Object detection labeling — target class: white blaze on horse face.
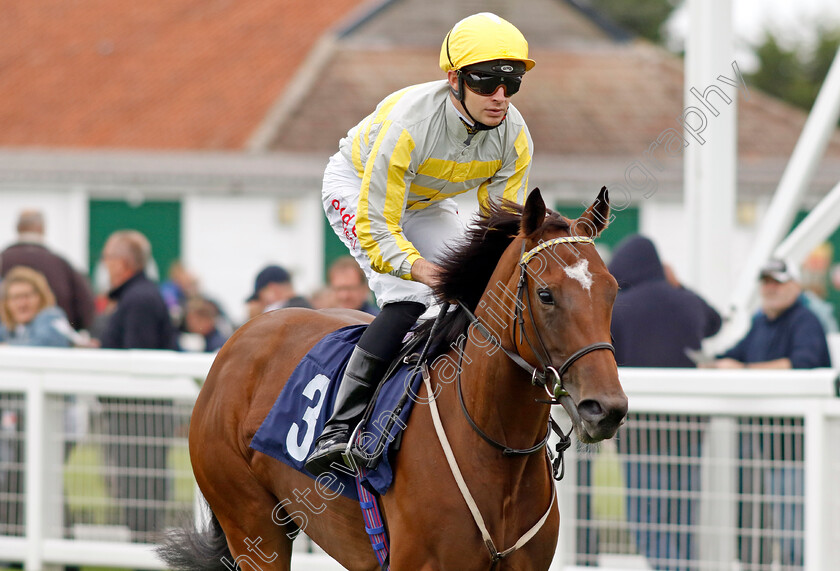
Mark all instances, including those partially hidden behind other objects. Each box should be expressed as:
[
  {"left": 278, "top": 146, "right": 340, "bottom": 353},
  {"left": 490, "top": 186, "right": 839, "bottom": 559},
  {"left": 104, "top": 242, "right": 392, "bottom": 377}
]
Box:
[{"left": 564, "top": 259, "right": 593, "bottom": 292}]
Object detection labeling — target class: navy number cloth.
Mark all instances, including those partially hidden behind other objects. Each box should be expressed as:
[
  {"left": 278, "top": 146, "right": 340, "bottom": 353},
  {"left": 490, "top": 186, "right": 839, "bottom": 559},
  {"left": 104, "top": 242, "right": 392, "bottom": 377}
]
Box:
[{"left": 249, "top": 325, "right": 424, "bottom": 500}]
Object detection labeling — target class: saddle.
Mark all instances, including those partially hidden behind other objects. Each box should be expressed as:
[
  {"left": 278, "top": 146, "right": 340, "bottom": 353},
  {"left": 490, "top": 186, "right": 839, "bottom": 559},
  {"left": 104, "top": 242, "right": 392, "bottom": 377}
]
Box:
[{"left": 249, "top": 321, "right": 435, "bottom": 500}]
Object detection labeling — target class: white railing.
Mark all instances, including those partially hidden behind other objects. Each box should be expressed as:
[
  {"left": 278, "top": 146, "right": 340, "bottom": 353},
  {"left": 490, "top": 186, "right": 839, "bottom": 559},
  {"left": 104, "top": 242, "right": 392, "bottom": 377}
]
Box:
[
  {"left": 0, "top": 346, "right": 211, "bottom": 570},
  {"left": 0, "top": 347, "right": 837, "bottom": 570},
  {"left": 554, "top": 367, "right": 840, "bottom": 571}
]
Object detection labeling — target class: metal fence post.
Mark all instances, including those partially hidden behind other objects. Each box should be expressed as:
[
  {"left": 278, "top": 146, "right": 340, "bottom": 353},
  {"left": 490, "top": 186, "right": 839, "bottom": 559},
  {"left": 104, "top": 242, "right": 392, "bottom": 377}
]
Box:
[
  {"left": 698, "top": 417, "right": 737, "bottom": 566},
  {"left": 25, "top": 380, "right": 44, "bottom": 571},
  {"left": 805, "top": 408, "right": 828, "bottom": 570}
]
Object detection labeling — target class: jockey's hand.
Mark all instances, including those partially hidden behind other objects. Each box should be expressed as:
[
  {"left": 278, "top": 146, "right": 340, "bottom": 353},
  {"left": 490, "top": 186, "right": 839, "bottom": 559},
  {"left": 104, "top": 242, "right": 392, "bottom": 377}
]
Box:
[{"left": 410, "top": 258, "right": 443, "bottom": 288}]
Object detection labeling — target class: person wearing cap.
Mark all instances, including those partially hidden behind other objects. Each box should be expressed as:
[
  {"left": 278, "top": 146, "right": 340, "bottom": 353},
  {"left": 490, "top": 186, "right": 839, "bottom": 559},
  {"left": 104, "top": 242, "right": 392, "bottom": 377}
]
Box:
[
  {"left": 247, "top": 265, "right": 311, "bottom": 313},
  {"left": 306, "top": 12, "right": 535, "bottom": 475},
  {"left": 705, "top": 258, "right": 831, "bottom": 369},
  {"left": 706, "top": 259, "right": 830, "bottom": 567}
]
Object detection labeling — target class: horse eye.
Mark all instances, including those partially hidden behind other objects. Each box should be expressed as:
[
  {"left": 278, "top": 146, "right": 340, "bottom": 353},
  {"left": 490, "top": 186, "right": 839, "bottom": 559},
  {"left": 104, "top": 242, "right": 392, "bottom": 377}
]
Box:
[{"left": 537, "top": 288, "right": 555, "bottom": 305}]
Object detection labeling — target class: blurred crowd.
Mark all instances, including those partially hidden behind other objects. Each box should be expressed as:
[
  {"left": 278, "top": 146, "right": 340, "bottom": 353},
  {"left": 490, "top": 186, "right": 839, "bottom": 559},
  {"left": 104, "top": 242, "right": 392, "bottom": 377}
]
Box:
[
  {"left": 0, "top": 210, "right": 385, "bottom": 546},
  {"left": 1, "top": 210, "right": 837, "bottom": 366},
  {"left": 0, "top": 209, "right": 379, "bottom": 354},
  {"left": 591, "top": 233, "right": 833, "bottom": 570},
  {"left": 1, "top": 210, "right": 836, "bottom": 368}
]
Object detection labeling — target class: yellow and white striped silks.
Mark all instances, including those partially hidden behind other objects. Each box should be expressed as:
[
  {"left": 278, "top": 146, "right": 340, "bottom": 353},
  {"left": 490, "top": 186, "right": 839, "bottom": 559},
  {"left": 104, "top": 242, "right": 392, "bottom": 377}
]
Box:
[{"left": 332, "top": 80, "right": 533, "bottom": 281}]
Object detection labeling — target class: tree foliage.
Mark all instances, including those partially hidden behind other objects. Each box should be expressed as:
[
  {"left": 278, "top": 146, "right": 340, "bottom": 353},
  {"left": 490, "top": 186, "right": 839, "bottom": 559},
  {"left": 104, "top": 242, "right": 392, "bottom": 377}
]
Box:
[
  {"left": 747, "top": 27, "right": 840, "bottom": 114},
  {"left": 587, "top": 0, "right": 679, "bottom": 44},
  {"left": 590, "top": 0, "right": 840, "bottom": 121}
]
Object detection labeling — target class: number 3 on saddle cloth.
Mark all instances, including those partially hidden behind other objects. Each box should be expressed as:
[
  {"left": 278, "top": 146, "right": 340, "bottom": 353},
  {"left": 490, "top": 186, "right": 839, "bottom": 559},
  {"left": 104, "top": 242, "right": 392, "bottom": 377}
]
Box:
[{"left": 250, "top": 324, "right": 425, "bottom": 501}]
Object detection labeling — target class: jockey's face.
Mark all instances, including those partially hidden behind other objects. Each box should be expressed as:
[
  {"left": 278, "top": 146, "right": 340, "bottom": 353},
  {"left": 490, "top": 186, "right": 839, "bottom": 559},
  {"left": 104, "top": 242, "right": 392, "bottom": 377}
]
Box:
[{"left": 447, "top": 70, "right": 512, "bottom": 127}]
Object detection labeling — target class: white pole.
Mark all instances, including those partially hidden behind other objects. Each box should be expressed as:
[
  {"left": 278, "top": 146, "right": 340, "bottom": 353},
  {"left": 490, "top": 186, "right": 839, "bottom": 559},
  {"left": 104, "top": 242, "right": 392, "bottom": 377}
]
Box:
[
  {"left": 25, "top": 381, "right": 44, "bottom": 571},
  {"left": 804, "top": 409, "right": 828, "bottom": 569},
  {"left": 727, "top": 45, "right": 840, "bottom": 318},
  {"left": 684, "top": 0, "right": 736, "bottom": 311}
]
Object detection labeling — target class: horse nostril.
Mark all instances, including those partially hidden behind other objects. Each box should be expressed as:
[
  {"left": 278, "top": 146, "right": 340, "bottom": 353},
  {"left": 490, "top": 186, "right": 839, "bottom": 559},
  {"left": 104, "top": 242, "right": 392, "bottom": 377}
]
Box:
[{"left": 577, "top": 399, "right": 605, "bottom": 424}]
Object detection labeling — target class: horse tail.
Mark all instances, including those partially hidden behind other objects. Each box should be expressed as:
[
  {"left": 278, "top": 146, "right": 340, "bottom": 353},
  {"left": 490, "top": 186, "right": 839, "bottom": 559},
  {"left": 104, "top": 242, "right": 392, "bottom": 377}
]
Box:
[{"left": 156, "top": 505, "right": 232, "bottom": 571}]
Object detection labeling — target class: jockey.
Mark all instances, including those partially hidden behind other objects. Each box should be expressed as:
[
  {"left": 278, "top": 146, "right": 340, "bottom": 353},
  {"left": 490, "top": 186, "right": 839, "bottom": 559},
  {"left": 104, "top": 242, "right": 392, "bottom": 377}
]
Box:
[{"left": 305, "top": 12, "right": 535, "bottom": 476}]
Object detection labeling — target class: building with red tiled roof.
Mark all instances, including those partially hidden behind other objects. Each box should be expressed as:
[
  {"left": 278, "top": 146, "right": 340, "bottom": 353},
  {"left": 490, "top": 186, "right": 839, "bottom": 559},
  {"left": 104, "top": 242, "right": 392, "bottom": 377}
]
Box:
[
  {"left": 0, "top": 0, "right": 371, "bottom": 323},
  {"left": 0, "top": 0, "right": 364, "bottom": 149}
]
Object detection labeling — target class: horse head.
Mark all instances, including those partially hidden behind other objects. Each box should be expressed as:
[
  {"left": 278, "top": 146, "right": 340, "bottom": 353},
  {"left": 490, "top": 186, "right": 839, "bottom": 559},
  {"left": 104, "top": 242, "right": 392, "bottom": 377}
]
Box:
[{"left": 513, "top": 187, "right": 628, "bottom": 442}]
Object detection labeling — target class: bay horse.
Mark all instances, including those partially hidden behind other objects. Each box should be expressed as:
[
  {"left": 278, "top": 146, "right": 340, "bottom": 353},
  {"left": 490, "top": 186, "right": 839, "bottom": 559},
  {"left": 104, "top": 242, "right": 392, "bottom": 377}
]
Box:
[{"left": 160, "top": 187, "right": 628, "bottom": 570}]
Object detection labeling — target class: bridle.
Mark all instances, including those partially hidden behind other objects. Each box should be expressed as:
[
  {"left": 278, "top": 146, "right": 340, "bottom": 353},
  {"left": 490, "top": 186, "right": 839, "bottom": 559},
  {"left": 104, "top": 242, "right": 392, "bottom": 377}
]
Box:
[
  {"left": 422, "top": 234, "right": 617, "bottom": 568},
  {"left": 452, "top": 234, "right": 615, "bottom": 483},
  {"left": 515, "top": 236, "right": 615, "bottom": 395},
  {"left": 458, "top": 234, "right": 615, "bottom": 412}
]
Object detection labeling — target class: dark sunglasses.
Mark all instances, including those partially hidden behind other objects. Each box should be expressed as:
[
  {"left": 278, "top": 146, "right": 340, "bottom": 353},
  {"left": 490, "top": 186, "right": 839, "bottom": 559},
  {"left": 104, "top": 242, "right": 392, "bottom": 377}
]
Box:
[{"left": 461, "top": 71, "right": 523, "bottom": 96}]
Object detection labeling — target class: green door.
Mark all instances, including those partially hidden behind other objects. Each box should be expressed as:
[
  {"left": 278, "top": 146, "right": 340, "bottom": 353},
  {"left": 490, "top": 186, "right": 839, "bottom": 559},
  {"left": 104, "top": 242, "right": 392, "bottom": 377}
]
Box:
[{"left": 88, "top": 200, "right": 181, "bottom": 283}]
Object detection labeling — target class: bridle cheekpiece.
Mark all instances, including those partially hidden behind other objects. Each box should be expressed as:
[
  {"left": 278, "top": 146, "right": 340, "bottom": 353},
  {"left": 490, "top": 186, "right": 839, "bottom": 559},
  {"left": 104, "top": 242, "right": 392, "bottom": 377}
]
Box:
[{"left": 515, "top": 235, "right": 614, "bottom": 400}]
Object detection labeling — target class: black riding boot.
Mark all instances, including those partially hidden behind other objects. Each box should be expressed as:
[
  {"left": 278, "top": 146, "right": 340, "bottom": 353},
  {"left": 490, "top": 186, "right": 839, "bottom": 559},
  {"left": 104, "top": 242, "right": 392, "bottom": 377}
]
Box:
[{"left": 304, "top": 346, "right": 389, "bottom": 476}]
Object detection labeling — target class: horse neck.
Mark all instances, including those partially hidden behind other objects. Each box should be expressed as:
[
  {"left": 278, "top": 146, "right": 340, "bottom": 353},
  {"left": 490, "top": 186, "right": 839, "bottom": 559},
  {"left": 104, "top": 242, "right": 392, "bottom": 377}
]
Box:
[{"left": 454, "top": 242, "right": 552, "bottom": 452}]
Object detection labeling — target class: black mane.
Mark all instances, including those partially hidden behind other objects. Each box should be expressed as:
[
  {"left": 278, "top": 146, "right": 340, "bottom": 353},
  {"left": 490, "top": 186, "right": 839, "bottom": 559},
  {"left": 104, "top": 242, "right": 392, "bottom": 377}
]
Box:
[{"left": 414, "top": 199, "right": 570, "bottom": 354}]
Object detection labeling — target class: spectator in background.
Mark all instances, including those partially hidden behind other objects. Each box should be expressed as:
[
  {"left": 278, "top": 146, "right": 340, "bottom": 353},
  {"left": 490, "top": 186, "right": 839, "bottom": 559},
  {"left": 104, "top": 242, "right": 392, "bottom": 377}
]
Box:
[
  {"left": 179, "top": 296, "right": 229, "bottom": 353},
  {"left": 327, "top": 256, "right": 379, "bottom": 316},
  {"left": 246, "top": 265, "right": 311, "bottom": 313},
  {"left": 309, "top": 286, "right": 339, "bottom": 310},
  {"left": 159, "top": 260, "right": 200, "bottom": 328},
  {"left": 0, "top": 266, "right": 74, "bottom": 347},
  {"left": 1, "top": 209, "right": 95, "bottom": 332},
  {"left": 605, "top": 234, "right": 722, "bottom": 568},
  {"left": 799, "top": 243, "right": 838, "bottom": 334},
  {"left": 704, "top": 258, "right": 829, "bottom": 568},
  {"left": 95, "top": 230, "right": 175, "bottom": 541},
  {"left": 0, "top": 266, "right": 74, "bottom": 536},
  {"left": 706, "top": 258, "right": 831, "bottom": 370},
  {"left": 97, "top": 230, "right": 177, "bottom": 350},
  {"left": 801, "top": 283, "right": 839, "bottom": 334},
  {"left": 609, "top": 234, "right": 722, "bottom": 367},
  {"left": 244, "top": 297, "right": 264, "bottom": 323}
]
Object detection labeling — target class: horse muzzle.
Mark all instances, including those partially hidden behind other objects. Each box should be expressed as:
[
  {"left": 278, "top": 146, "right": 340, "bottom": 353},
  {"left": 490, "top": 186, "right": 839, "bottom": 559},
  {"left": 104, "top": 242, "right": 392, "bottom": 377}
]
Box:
[{"left": 560, "top": 390, "right": 628, "bottom": 443}]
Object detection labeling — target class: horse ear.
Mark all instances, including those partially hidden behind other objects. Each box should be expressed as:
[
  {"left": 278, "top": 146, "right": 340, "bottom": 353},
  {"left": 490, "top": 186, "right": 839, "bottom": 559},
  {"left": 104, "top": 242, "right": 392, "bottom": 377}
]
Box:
[
  {"left": 573, "top": 186, "right": 611, "bottom": 238},
  {"left": 521, "top": 188, "right": 546, "bottom": 235}
]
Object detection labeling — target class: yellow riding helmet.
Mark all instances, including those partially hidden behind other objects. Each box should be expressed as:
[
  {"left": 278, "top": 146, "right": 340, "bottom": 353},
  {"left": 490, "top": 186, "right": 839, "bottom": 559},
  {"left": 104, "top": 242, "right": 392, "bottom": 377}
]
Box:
[{"left": 439, "top": 12, "right": 536, "bottom": 72}]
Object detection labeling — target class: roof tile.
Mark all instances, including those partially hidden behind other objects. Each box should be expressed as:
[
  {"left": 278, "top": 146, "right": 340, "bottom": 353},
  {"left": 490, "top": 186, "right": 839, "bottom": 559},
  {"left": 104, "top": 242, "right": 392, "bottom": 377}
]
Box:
[{"left": 0, "top": 0, "right": 362, "bottom": 149}]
